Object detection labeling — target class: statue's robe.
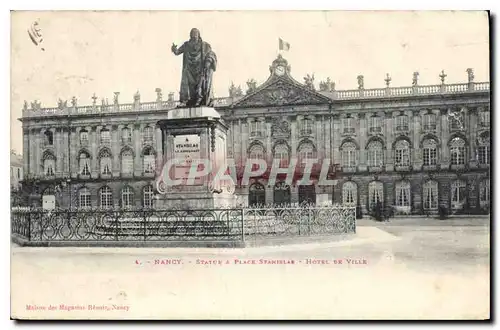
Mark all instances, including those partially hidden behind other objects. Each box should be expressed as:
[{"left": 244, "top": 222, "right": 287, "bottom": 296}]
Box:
[{"left": 176, "top": 39, "right": 217, "bottom": 107}]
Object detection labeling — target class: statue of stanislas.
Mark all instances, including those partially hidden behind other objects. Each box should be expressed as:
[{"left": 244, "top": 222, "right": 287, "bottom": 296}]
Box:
[{"left": 171, "top": 28, "right": 217, "bottom": 107}]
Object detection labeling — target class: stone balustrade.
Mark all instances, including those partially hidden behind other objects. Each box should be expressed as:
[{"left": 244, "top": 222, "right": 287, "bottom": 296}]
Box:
[{"left": 21, "top": 81, "right": 489, "bottom": 118}]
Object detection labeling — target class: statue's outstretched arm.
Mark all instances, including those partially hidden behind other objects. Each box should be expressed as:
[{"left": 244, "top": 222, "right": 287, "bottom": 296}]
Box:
[{"left": 171, "top": 42, "right": 185, "bottom": 56}]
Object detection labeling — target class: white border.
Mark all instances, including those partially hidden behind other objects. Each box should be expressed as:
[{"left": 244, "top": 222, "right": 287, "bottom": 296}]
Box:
[{"left": 3, "top": 1, "right": 497, "bottom": 327}]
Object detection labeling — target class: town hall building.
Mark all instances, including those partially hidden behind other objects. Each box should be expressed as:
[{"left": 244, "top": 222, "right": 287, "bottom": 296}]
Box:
[{"left": 18, "top": 55, "right": 490, "bottom": 215}]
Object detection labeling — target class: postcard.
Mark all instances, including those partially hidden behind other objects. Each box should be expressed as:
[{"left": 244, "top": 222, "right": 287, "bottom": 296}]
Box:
[{"left": 10, "top": 10, "right": 490, "bottom": 320}]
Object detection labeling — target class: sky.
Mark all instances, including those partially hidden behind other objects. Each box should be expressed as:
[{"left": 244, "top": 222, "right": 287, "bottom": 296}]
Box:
[{"left": 10, "top": 11, "right": 490, "bottom": 154}]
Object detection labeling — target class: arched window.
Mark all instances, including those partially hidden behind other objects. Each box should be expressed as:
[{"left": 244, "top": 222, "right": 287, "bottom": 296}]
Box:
[
  {"left": 395, "top": 140, "right": 410, "bottom": 166},
  {"left": 367, "top": 141, "right": 383, "bottom": 167},
  {"left": 342, "top": 181, "right": 357, "bottom": 206},
  {"left": 79, "top": 151, "right": 91, "bottom": 176},
  {"left": 450, "top": 137, "right": 466, "bottom": 165},
  {"left": 274, "top": 144, "right": 289, "bottom": 167},
  {"left": 368, "top": 181, "right": 383, "bottom": 210},
  {"left": 248, "top": 144, "right": 265, "bottom": 160},
  {"left": 143, "top": 148, "right": 156, "bottom": 174},
  {"left": 43, "top": 153, "right": 55, "bottom": 176},
  {"left": 451, "top": 180, "right": 467, "bottom": 210},
  {"left": 477, "top": 132, "right": 490, "bottom": 165},
  {"left": 78, "top": 187, "right": 91, "bottom": 208},
  {"left": 99, "top": 186, "right": 113, "bottom": 208},
  {"left": 479, "top": 179, "right": 490, "bottom": 207},
  {"left": 143, "top": 185, "right": 154, "bottom": 208},
  {"left": 121, "top": 186, "right": 134, "bottom": 208},
  {"left": 100, "top": 128, "right": 111, "bottom": 145},
  {"left": 422, "top": 139, "right": 438, "bottom": 166},
  {"left": 121, "top": 149, "right": 134, "bottom": 175},
  {"left": 298, "top": 142, "right": 316, "bottom": 163},
  {"left": 423, "top": 180, "right": 438, "bottom": 210},
  {"left": 99, "top": 149, "right": 112, "bottom": 175},
  {"left": 341, "top": 142, "right": 357, "bottom": 167},
  {"left": 44, "top": 130, "right": 54, "bottom": 146},
  {"left": 395, "top": 181, "right": 411, "bottom": 207},
  {"left": 143, "top": 126, "right": 154, "bottom": 143},
  {"left": 79, "top": 130, "right": 89, "bottom": 146},
  {"left": 122, "top": 127, "right": 132, "bottom": 144}
]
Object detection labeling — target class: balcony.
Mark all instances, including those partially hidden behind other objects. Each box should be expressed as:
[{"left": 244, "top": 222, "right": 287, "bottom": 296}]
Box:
[
  {"left": 368, "top": 165, "right": 384, "bottom": 173},
  {"left": 100, "top": 173, "right": 112, "bottom": 179},
  {"left": 342, "top": 128, "right": 356, "bottom": 137},
  {"left": 422, "top": 124, "right": 437, "bottom": 133},
  {"left": 249, "top": 130, "right": 264, "bottom": 139},
  {"left": 342, "top": 166, "right": 357, "bottom": 173},
  {"left": 450, "top": 164, "right": 466, "bottom": 171},
  {"left": 394, "top": 165, "right": 411, "bottom": 172},
  {"left": 299, "top": 128, "right": 313, "bottom": 138},
  {"left": 422, "top": 164, "right": 438, "bottom": 171},
  {"left": 368, "top": 127, "right": 382, "bottom": 136},
  {"left": 395, "top": 126, "right": 410, "bottom": 135}
]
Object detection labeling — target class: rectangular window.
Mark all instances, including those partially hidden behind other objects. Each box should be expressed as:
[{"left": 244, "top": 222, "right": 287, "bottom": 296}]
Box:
[
  {"left": 100, "top": 130, "right": 111, "bottom": 145},
  {"left": 80, "top": 131, "right": 89, "bottom": 145},
  {"left": 342, "top": 118, "right": 355, "bottom": 134},
  {"left": 369, "top": 116, "right": 381, "bottom": 133},
  {"left": 423, "top": 114, "right": 437, "bottom": 131},
  {"left": 480, "top": 112, "right": 490, "bottom": 127},
  {"left": 395, "top": 115, "right": 409, "bottom": 132},
  {"left": 122, "top": 129, "right": 132, "bottom": 144}
]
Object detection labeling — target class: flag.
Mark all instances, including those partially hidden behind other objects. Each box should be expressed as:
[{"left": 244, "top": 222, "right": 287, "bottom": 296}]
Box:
[{"left": 279, "top": 38, "right": 290, "bottom": 51}]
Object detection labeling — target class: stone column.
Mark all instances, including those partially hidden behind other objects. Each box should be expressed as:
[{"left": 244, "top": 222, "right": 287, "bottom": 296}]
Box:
[
  {"left": 266, "top": 119, "right": 272, "bottom": 165},
  {"left": 468, "top": 107, "right": 478, "bottom": 167},
  {"left": 412, "top": 110, "right": 422, "bottom": 170},
  {"left": 155, "top": 125, "right": 163, "bottom": 170},
  {"left": 358, "top": 113, "right": 367, "bottom": 171},
  {"left": 111, "top": 125, "right": 120, "bottom": 177},
  {"left": 325, "top": 115, "right": 331, "bottom": 161},
  {"left": 290, "top": 117, "right": 297, "bottom": 159},
  {"left": 134, "top": 124, "right": 143, "bottom": 176},
  {"left": 385, "top": 112, "right": 395, "bottom": 171},
  {"left": 23, "top": 129, "right": 29, "bottom": 176},
  {"left": 91, "top": 126, "right": 98, "bottom": 178},
  {"left": 70, "top": 128, "right": 78, "bottom": 178},
  {"left": 34, "top": 129, "right": 41, "bottom": 176},
  {"left": 332, "top": 115, "right": 341, "bottom": 166},
  {"left": 440, "top": 108, "right": 450, "bottom": 167},
  {"left": 55, "top": 128, "right": 62, "bottom": 177}
]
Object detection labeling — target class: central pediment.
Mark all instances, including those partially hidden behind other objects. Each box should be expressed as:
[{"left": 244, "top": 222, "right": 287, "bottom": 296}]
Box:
[
  {"left": 231, "top": 55, "right": 332, "bottom": 108},
  {"left": 232, "top": 78, "right": 331, "bottom": 108}
]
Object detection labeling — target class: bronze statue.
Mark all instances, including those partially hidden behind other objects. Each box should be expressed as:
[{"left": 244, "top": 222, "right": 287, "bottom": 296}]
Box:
[{"left": 171, "top": 28, "right": 217, "bottom": 107}]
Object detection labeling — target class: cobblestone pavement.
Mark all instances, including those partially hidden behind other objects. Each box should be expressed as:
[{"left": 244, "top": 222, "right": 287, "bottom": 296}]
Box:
[{"left": 11, "top": 222, "right": 490, "bottom": 320}]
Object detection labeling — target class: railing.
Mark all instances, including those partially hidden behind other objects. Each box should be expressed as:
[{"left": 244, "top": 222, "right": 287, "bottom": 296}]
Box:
[
  {"left": 11, "top": 204, "right": 356, "bottom": 245},
  {"left": 22, "top": 82, "right": 489, "bottom": 118}
]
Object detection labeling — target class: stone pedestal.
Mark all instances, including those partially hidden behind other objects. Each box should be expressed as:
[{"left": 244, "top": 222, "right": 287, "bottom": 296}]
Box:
[{"left": 156, "top": 107, "right": 235, "bottom": 210}]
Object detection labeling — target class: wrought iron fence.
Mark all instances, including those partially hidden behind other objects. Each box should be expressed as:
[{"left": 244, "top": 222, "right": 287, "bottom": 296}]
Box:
[
  {"left": 242, "top": 203, "right": 356, "bottom": 239},
  {"left": 11, "top": 204, "right": 356, "bottom": 244}
]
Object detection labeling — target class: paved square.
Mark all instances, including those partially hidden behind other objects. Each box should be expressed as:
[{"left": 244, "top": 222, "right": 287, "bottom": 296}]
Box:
[{"left": 11, "top": 218, "right": 490, "bottom": 319}]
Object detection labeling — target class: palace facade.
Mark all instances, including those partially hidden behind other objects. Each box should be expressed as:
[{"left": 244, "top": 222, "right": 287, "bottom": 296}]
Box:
[{"left": 18, "top": 55, "right": 491, "bottom": 214}]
